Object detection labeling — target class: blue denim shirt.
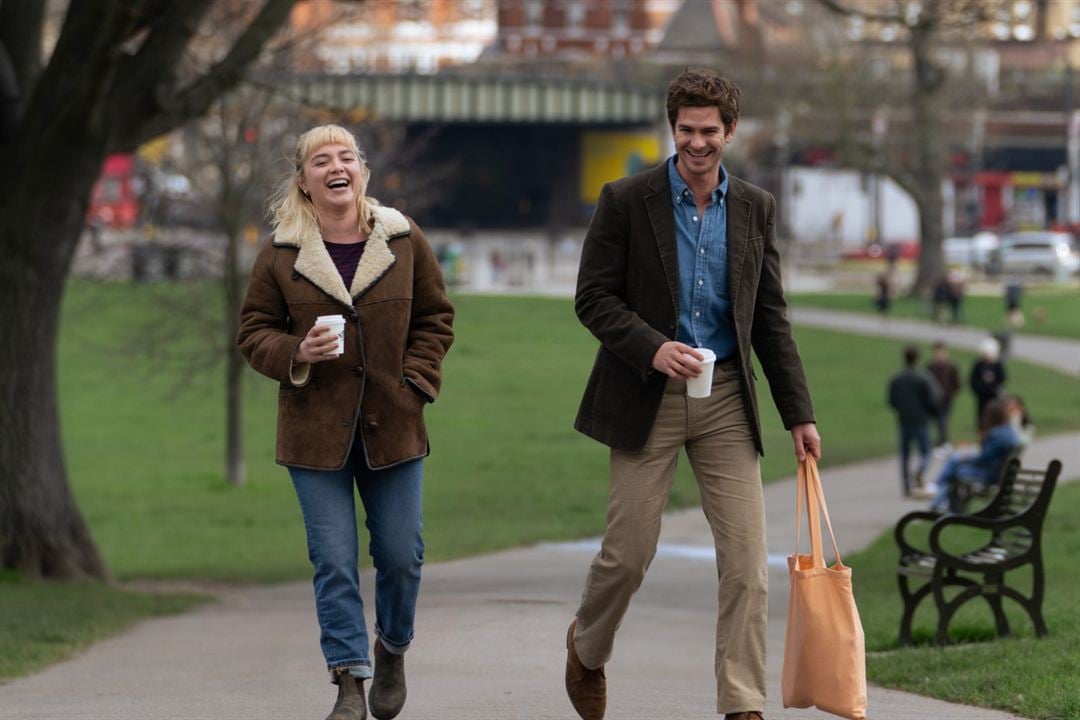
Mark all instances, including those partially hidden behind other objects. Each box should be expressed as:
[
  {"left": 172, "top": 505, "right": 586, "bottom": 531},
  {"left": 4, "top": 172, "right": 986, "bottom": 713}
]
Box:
[{"left": 668, "top": 156, "right": 737, "bottom": 360}]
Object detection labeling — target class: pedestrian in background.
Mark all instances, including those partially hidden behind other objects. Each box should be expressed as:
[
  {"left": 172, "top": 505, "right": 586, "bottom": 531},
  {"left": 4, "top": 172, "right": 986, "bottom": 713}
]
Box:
[
  {"left": 1005, "top": 278, "right": 1025, "bottom": 328},
  {"left": 970, "top": 337, "right": 1006, "bottom": 434},
  {"left": 925, "top": 340, "right": 960, "bottom": 449},
  {"left": 874, "top": 272, "right": 891, "bottom": 317},
  {"left": 888, "top": 345, "right": 941, "bottom": 497}
]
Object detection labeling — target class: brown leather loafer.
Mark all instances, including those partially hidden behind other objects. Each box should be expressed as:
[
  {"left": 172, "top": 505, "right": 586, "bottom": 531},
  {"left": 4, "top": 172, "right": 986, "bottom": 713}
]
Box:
[
  {"left": 565, "top": 619, "right": 606, "bottom": 720},
  {"left": 724, "top": 712, "right": 764, "bottom": 720}
]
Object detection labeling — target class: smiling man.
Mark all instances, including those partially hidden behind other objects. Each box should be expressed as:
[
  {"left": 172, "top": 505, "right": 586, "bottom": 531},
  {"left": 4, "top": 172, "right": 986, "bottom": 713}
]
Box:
[{"left": 565, "top": 68, "right": 821, "bottom": 720}]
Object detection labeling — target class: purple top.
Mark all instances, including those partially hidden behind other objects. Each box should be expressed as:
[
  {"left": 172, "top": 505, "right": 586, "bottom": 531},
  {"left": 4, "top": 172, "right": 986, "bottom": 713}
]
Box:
[{"left": 324, "top": 240, "right": 366, "bottom": 290}]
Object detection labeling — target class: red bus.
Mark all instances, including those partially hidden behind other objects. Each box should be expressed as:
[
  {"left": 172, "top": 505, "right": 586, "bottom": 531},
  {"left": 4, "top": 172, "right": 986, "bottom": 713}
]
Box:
[{"left": 88, "top": 153, "right": 139, "bottom": 229}]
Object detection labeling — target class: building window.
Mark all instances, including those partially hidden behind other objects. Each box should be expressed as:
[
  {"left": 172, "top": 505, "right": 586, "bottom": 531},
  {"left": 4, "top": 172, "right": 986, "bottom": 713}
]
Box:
[
  {"left": 612, "top": 0, "right": 630, "bottom": 35},
  {"left": 566, "top": 0, "right": 585, "bottom": 30},
  {"left": 525, "top": 0, "right": 544, "bottom": 28},
  {"left": 398, "top": 0, "right": 430, "bottom": 22}
]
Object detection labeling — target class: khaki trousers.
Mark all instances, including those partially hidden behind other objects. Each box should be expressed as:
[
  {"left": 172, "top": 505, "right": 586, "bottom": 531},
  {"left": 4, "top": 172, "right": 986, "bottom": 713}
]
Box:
[{"left": 573, "top": 361, "right": 767, "bottom": 714}]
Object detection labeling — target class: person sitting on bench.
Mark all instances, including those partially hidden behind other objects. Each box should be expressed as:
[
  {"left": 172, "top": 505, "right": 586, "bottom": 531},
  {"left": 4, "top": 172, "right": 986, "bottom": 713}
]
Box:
[{"left": 929, "top": 398, "right": 1023, "bottom": 513}]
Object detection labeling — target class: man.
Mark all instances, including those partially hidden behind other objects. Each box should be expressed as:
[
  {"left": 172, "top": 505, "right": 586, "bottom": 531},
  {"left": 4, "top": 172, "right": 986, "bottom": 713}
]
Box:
[
  {"left": 925, "top": 340, "right": 960, "bottom": 449},
  {"left": 566, "top": 68, "right": 820, "bottom": 720},
  {"left": 888, "top": 345, "right": 941, "bottom": 497}
]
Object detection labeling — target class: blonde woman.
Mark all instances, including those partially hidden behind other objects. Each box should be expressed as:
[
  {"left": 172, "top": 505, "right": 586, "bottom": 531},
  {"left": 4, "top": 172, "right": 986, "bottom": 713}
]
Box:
[{"left": 237, "top": 124, "right": 453, "bottom": 720}]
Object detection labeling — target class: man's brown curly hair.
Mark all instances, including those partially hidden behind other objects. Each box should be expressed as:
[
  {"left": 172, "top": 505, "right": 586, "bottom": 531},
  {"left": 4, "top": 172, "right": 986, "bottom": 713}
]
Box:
[{"left": 665, "top": 68, "right": 741, "bottom": 132}]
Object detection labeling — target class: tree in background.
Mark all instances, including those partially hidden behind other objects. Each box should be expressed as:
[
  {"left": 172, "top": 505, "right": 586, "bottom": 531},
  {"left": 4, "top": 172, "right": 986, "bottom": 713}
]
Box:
[
  {"left": 0, "top": 0, "right": 305, "bottom": 580},
  {"left": 813, "top": 0, "right": 1013, "bottom": 295}
]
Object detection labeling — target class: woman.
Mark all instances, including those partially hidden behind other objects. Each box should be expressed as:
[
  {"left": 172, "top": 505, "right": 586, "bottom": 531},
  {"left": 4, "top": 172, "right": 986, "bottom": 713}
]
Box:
[
  {"left": 969, "top": 337, "right": 1006, "bottom": 433},
  {"left": 928, "top": 399, "right": 1022, "bottom": 513},
  {"left": 237, "top": 124, "right": 453, "bottom": 720}
]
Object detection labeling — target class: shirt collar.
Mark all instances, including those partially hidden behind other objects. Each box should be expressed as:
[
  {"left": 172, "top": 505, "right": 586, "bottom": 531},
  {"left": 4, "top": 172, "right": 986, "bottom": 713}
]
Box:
[{"left": 668, "top": 155, "right": 728, "bottom": 206}]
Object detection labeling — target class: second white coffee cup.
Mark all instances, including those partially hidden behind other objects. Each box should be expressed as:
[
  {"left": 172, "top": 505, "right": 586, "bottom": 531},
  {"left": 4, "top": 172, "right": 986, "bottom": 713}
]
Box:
[
  {"left": 685, "top": 348, "right": 717, "bottom": 399},
  {"left": 315, "top": 314, "right": 346, "bottom": 356}
]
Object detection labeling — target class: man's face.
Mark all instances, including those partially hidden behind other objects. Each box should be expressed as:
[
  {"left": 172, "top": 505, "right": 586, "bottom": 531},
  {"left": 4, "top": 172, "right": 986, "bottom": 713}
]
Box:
[{"left": 672, "top": 106, "right": 734, "bottom": 184}]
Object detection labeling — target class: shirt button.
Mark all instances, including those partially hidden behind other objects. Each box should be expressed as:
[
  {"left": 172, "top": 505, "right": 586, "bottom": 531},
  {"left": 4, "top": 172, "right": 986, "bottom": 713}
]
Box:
[
  {"left": 693, "top": 216, "right": 698, "bottom": 222},
  {"left": 698, "top": 280, "right": 703, "bottom": 286},
  {"left": 695, "top": 312, "right": 701, "bottom": 317},
  {"left": 700, "top": 248, "right": 705, "bottom": 254}
]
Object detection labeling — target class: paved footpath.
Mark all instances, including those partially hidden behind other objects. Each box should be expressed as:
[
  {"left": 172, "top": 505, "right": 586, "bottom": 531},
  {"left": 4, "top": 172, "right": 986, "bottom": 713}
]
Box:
[{"left": 2, "top": 313, "right": 1078, "bottom": 719}]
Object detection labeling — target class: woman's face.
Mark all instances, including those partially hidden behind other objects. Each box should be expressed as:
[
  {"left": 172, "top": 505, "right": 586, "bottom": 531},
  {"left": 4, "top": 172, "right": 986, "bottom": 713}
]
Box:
[{"left": 298, "top": 142, "right": 362, "bottom": 215}]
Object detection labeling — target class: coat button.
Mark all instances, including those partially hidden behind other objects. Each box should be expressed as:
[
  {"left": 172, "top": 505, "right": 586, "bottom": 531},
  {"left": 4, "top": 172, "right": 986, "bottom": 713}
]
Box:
[
  {"left": 342, "top": 419, "right": 353, "bottom": 427},
  {"left": 351, "top": 366, "right": 364, "bottom": 377},
  {"left": 367, "top": 420, "right": 378, "bottom": 432}
]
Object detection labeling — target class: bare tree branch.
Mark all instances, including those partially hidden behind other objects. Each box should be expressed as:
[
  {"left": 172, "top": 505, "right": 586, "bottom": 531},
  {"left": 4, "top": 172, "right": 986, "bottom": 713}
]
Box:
[
  {"left": 117, "top": 0, "right": 299, "bottom": 150},
  {"left": 0, "top": 0, "right": 46, "bottom": 103}
]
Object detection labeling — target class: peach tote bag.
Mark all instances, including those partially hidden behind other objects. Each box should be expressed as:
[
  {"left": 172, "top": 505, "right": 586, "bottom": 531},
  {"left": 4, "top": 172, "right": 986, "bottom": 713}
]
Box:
[{"left": 781, "top": 456, "right": 868, "bottom": 720}]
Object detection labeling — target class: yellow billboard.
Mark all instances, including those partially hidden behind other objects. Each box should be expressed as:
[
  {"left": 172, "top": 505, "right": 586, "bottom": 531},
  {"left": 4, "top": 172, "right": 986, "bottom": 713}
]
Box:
[{"left": 580, "top": 131, "right": 662, "bottom": 204}]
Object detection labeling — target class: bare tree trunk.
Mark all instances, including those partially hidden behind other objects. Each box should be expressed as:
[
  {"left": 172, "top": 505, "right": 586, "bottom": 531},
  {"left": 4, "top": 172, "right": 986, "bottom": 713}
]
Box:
[
  {"left": 0, "top": 152, "right": 110, "bottom": 580},
  {"left": 224, "top": 224, "right": 245, "bottom": 487},
  {"left": 908, "top": 12, "right": 947, "bottom": 297}
]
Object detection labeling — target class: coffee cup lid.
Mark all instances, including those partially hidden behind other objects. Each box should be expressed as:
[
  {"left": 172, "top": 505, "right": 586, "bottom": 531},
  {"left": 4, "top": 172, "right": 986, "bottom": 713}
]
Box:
[{"left": 316, "top": 314, "right": 345, "bottom": 323}]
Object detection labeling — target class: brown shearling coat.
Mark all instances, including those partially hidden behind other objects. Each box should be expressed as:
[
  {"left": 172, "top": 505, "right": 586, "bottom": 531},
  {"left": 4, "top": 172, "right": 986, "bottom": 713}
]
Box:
[
  {"left": 237, "top": 205, "right": 453, "bottom": 470},
  {"left": 574, "top": 161, "right": 814, "bottom": 454}
]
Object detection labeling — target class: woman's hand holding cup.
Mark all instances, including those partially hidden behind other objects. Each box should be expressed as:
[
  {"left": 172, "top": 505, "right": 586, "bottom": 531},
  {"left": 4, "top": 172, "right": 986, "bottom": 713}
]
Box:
[{"left": 296, "top": 324, "right": 340, "bottom": 364}]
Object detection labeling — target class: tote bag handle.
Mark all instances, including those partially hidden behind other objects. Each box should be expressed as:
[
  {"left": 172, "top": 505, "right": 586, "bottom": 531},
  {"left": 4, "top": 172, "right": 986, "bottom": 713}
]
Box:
[{"left": 794, "top": 456, "right": 843, "bottom": 568}]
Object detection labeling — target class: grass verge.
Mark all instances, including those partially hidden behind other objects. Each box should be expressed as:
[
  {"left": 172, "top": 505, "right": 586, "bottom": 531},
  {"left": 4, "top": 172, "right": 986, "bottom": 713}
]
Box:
[
  {"left": 0, "top": 571, "right": 206, "bottom": 682},
  {"left": 848, "top": 482, "right": 1080, "bottom": 720}
]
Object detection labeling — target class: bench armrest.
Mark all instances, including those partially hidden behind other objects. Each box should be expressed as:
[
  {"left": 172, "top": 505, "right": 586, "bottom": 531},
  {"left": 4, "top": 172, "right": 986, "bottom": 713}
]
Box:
[
  {"left": 927, "top": 513, "right": 1015, "bottom": 558},
  {"left": 895, "top": 510, "right": 944, "bottom": 557}
]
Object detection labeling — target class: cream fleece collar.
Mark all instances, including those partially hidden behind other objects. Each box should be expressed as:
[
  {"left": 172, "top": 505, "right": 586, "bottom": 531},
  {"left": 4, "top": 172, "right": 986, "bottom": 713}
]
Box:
[{"left": 275, "top": 205, "right": 410, "bottom": 306}]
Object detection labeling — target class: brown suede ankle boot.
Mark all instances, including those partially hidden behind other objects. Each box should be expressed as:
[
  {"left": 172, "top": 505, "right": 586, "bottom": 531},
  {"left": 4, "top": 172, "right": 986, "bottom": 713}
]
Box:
[
  {"left": 369, "top": 639, "right": 407, "bottom": 720},
  {"left": 326, "top": 669, "right": 367, "bottom": 720}
]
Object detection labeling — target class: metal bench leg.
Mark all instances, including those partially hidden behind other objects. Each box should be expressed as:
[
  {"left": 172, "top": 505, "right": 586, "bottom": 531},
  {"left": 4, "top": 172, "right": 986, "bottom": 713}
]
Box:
[
  {"left": 984, "top": 572, "right": 1011, "bottom": 638},
  {"left": 932, "top": 567, "right": 980, "bottom": 645},
  {"left": 898, "top": 573, "right": 932, "bottom": 646}
]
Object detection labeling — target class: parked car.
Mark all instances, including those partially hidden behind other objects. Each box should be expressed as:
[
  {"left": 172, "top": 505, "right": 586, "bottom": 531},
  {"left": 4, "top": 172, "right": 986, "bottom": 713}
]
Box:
[
  {"left": 943, "top": 231, "right": 999, "bottom": 270},
  {"left": 992, "top": 231, "right": 1080, "bottom": 281}
]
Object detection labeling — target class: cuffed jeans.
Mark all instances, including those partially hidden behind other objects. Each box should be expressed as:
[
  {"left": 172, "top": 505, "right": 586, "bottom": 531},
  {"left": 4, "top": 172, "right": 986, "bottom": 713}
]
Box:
[
  {"left": 573, "top": 361, "right": 767, "bottom": 714},
  {"left": 289, "top": 450, "right": 424, "bottom": 679}
]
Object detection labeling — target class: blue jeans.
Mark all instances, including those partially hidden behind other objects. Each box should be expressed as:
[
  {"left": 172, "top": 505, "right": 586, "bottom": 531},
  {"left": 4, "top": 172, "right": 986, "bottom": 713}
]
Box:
[
  {"left": 898, "top": 423, "right": 931, "bottom": 495},
  {"left": 930, "top": 449, "right": 984, "bottom": 511},
  {"left": 289, "top": 450, "right": 424, "bottom": 678}
]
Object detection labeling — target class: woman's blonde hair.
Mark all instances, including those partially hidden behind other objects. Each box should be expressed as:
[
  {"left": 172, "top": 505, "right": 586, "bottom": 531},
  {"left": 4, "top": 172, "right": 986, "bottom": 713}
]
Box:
[{"left": 268, "top": 124, "right": 376, "bottom": 240}]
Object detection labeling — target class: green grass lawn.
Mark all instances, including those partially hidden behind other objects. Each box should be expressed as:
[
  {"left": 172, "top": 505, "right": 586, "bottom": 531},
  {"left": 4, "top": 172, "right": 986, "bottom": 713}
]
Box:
[
  {"left": 3, "top": 280, "right": 1079, "bottom": 683},
  {"left": 847, "top": 481, "right": 1080, "bottom": 719},
  {"left": 791, "top": 287, "right": 1080, "bottom": 340}
]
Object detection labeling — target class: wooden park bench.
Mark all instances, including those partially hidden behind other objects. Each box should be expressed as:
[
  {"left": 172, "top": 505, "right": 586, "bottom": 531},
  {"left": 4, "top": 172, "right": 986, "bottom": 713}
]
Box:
[{"left": 894, "top": 458, "right": 1062, "bottom": 645}]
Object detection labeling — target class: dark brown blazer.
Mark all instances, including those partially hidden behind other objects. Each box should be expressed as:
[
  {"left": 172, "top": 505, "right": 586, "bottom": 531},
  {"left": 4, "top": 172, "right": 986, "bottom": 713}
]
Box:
[
  {"left": 574, "top": 160, "right": 814, "bottom": 454},
  {"left": 237, "top": 205, "right": 453, "bottom": 470}
]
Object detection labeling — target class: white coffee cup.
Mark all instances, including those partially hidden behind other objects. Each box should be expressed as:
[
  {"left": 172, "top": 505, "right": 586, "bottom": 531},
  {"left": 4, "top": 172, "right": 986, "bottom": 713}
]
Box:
[
  {"left": 315, "top": 314, "right": 346, "bottom": 357},
  {"left": 685, "top": 348, "right": 717, "bottom": 399}
]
